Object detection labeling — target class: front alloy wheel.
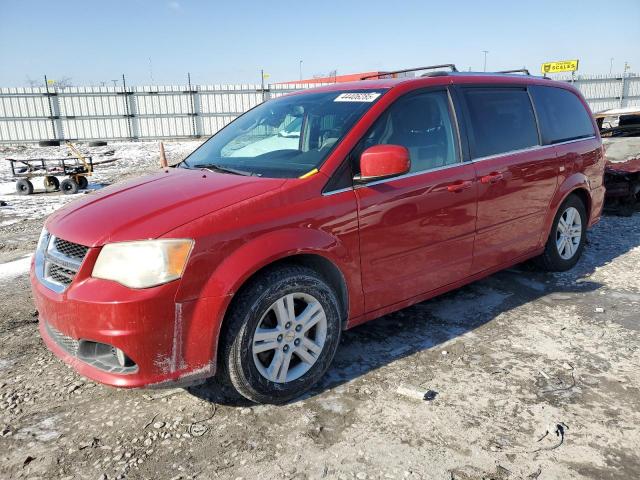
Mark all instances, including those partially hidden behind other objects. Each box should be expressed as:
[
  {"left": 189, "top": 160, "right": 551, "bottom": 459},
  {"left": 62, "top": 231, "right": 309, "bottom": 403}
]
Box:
[
  {"left": 252, "top": 293, "right": 327, "bottom": 383},
  {"left": 220, "top": 265, "right": 341, "bottom": 404}
]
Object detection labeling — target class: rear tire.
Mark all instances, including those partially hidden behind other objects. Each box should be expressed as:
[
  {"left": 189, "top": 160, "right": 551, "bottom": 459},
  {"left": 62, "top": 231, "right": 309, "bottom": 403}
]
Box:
[
  {"left": 88, "top": 141, "right": 107, "bottom": 147},
  {"left": 535, "top": 195, "right": 587, "bottom": 272},
  {"left": 60, "top": 178, "right": 79, "bottom": 195},
  {"left": 77, "top": 176, "right": 88, "bottom": 189},
  {"left": 16, "top": 179, "right": 34, "bottom": 195},
  {"left": 44, "top": 176, "right": 59, "bottom": 192},
  {"left": 219, "top": 265, "right": 342, "bottom": 404},
  {"left": 38, "top": 140, "right": 60, "bottom": 147}
]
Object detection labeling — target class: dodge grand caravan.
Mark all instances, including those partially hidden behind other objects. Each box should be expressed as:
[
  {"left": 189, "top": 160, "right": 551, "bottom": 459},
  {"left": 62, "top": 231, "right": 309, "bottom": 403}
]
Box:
[{"left": 31, "top": 66, "right": 605, "bottom": 404}]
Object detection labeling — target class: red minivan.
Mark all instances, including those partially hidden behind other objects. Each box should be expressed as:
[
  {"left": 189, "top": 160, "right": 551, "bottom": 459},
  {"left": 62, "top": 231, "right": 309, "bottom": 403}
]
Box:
[{"left": 31, "top": 66, "right": 605, "bottom": 403}]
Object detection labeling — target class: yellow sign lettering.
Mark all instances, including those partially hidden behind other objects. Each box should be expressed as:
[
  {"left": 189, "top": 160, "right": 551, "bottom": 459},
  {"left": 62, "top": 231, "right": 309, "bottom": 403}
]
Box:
[{"left": 541, "top": 60, "right": 579, "bottom": 74}]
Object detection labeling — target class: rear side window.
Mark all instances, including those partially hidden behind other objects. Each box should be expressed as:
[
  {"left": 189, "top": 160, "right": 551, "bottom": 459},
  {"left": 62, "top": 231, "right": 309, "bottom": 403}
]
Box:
[
  {"left": 530, "top": 86, "right": 595, "bottom": 144},
  {"left": 463, "top": 88, "right": 539, "bottom": 158}
]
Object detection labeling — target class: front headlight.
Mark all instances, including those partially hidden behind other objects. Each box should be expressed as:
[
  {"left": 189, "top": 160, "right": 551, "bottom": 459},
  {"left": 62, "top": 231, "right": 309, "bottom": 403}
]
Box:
[
  {"left": 36, "top": 227, "right": 49, "bottom": 252},
  {"left": 92, "top": 239, "right": 193, "bottom": 289}
]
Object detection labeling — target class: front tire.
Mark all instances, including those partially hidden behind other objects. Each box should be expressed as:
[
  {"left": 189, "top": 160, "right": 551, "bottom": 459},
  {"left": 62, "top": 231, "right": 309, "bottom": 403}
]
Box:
[
  {"left": 16, "top": 179, "right": 34, "bottom": 195},
  {"left": 220, "top": 265, "right": 342, "bottom": 404},
  {"left": 536, "top": 194, "right": 587, "bottom": 271}
]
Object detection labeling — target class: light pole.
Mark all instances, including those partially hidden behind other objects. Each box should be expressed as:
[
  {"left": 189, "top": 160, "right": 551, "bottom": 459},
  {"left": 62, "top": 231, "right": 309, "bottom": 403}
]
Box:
[
  {"left": 610, "top": 57, "right": 614, "bottom": 75},
  {"left": 299, "top": 60, "right": 303, "bottom": 81},
  {"left": 148, "top": 57, "right": 154, "bottom": 84},
  {"left": 482, "top": 50, "right": 489, "bottom": 72}
]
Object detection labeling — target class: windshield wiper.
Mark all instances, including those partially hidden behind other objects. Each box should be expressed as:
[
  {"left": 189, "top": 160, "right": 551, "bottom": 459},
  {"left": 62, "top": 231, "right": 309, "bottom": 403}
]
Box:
[{"left": 193, "top": 163, "right": 259, "bottom": 176}]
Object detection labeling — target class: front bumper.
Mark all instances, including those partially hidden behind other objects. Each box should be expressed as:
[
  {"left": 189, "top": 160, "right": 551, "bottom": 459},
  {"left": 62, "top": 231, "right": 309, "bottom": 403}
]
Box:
[{"left": 31, "top": 259, "right": 223, "bottom": 388}]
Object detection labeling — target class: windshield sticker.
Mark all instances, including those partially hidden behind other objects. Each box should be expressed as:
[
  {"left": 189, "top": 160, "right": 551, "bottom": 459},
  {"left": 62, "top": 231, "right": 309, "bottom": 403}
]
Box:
[{"left": 334, "top": 92, "right": 381, "bottom": 102}]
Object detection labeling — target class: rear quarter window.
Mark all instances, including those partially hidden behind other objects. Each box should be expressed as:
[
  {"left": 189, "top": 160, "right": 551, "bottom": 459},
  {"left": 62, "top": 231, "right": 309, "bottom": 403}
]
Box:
[
  {"left": 462, "top": 88, "right": 539, "bottom": 159},
  {"left": 530, "top": 86, "right": 595, "bottom": 144}
]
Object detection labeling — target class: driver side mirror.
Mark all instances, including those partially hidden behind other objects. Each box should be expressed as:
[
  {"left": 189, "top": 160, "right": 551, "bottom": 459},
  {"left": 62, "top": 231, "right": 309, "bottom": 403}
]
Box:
[{"left": 356, "top": 145, "right": 411, "bottom": 183}]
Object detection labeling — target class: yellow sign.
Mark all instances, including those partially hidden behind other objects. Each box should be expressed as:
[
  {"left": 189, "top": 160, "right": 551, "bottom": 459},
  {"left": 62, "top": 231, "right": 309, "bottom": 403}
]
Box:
[
  {"left": 262, "top": 72, "right": 271, "bottom": 79},
  {"left": 47, "top": 79, "right": 55, "bottom": 85},
  {"left": 541, "top": 60, "right": 579, "bottom": 74}
]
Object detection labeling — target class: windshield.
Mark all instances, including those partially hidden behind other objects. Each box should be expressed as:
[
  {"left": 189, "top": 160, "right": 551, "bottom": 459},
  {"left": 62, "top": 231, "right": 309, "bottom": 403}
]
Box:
[{"left": 180, "top": 90, "right": 385, "bottom": 178}]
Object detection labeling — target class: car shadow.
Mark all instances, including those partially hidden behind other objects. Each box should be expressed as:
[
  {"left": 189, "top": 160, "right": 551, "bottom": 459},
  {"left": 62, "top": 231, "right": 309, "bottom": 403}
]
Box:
[{"left": 187, "top": 214, "right": 639, "bottom": 406}]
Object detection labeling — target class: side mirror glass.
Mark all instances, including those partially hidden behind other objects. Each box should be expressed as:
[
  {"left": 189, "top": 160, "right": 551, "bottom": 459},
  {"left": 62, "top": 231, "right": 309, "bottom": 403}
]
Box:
[{"left": 357, "top": 144, "right": 410, "bottom": 183}]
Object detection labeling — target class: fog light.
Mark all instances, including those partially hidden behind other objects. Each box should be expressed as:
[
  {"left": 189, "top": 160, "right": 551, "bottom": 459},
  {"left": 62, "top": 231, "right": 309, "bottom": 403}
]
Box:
[{"left": 115, "top": 348, "right": 127, "bottom": 367}]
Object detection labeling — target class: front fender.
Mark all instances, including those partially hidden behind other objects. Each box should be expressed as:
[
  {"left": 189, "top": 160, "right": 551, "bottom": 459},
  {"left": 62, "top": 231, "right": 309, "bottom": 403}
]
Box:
[
  {"left": 179, "top": 227, "right": 363, "bottom": 318},
  {"left": 215, "top": 228, "right": 354, "bottom": 296}
]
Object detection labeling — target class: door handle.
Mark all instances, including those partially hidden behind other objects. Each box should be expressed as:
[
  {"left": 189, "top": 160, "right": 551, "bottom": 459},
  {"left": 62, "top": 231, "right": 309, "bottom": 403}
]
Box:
[
  {"left": 480, "top": 172, "right": 504, "bottom": 184},
  {"left": 447, "top": 180, "right": 473, "bottom": 193}
]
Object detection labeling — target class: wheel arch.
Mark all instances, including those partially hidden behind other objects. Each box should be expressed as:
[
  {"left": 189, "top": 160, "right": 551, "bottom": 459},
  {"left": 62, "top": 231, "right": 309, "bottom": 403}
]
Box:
[
  {"left": 570, "top": 187, "right": 591, "bottom": 219},
  {"left": 226, "top": 252, "right": 350, "bottom": 328},
  {"left": 179, "top": 227, "right": 361, "bottom": 373},
  {"left": 541, "top": 174, "right": 593, "bottom": 247}
]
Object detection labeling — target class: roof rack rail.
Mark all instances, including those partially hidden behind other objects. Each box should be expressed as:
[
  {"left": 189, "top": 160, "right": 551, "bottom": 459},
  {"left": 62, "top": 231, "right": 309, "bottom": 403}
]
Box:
[
  {"left": 496, "top": 69, "right": 530, "bottom": 75},
  {"left": 361, "top": 64, "right": 458, "bottom": 80}
]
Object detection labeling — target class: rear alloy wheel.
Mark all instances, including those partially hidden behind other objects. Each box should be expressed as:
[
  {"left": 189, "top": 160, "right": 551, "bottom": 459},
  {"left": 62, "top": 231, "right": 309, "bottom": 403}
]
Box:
[
  {"left": 60, "top": 178, "right": 79, "bottom": 195},
  {"left": 221, "top": 265, "right": 341, "bottom": 404},
  {"left": 556, "top": 206, "right": 582, "bottom": 260},
  {"left": 536, "top": 195, "right": 587, "bottom": 271}
]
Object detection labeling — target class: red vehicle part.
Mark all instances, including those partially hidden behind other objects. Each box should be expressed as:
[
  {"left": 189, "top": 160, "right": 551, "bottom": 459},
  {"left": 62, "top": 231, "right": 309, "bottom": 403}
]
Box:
[
  {"left": 32, "top": 72, "right": 605, "bottom": 389},
  {"left": 359, "top": 144, "right": 410, "bottom": 180}
]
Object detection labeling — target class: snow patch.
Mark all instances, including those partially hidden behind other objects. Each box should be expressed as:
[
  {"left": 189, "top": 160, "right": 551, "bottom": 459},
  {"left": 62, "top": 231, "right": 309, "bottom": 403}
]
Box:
[{"left": 0, "top": 254, "right": 32, "bottom": 280}]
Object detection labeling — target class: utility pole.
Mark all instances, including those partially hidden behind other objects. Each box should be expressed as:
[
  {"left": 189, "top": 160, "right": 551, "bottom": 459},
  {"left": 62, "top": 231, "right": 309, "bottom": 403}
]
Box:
[
  {"left": 482, "top": 50, "right": 489, "bottom": 72},
  {"left": 299, "top": 60, "right": 303, "bottom": 81},
  {"left": 111, "top": 79, "right": 119, "bottom": 88},
  {"left": 148, "top": 57, "right": 154, "bottom": 84}
]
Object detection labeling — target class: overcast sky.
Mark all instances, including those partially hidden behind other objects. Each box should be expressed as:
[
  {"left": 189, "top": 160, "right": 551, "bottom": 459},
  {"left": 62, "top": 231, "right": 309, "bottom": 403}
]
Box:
[{"left": 1, "top": 0, "right": 639, "bottom": 86}]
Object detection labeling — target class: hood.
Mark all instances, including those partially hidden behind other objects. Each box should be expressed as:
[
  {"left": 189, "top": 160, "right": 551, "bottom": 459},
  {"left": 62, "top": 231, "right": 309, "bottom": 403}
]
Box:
[{"left": 46, "top": 168, "right": 286, "bottom": 247}]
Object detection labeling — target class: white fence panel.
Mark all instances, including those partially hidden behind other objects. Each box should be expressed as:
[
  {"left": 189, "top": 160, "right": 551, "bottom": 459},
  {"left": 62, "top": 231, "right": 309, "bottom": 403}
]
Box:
[{"left": 1, "top": 76, "right": 638, "bottom": 144}]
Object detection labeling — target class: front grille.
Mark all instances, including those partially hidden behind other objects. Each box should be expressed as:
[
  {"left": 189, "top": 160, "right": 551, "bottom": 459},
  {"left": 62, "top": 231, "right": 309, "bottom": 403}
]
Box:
[
  {"left": 46, "top": 323, "right": 80, "bottom": 356},
  {"left": 49, "top": 264, "right": 75, "bottom": 286},
  {"left": 53, "top": 237, "right": 88, "bottom": 261},
  {"left": 35, "top": 231, "right": 89, "bottom": 292}
]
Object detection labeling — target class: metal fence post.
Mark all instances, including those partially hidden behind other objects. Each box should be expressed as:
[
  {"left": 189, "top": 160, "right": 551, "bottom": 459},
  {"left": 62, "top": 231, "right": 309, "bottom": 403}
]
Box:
[
  {"left": 187, "top": 73, "right": 200, "bottom": 137},
  {"left": 128, "top": 90, "right": 140, "bottom": 139},
  {"left": 192, "top": 86, "right": 203, "bottom": 137},
  {"left": 43, "top": 75, "right": 64, "bottom": 140},
  {"left": 120, "top": 74, "right": 136, "bottom": 139},
  {"left": 619, "top": 73, "right": 627, "bottom": 108}
]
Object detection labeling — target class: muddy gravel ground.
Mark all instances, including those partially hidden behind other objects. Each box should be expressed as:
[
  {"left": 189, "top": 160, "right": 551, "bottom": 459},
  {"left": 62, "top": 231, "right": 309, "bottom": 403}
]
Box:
[{"left": 0, "top": 145, "right": 639, "bottom": 479}]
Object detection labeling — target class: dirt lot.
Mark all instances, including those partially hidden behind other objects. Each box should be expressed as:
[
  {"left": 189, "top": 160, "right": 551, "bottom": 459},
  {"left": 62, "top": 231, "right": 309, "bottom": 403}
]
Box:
[{"left": 0, "top": 142, "right": 639, "bottom": 480}]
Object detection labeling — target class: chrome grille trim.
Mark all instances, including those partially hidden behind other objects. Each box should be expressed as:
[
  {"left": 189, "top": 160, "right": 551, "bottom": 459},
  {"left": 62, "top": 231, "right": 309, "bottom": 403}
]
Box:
[
  {"left": 35, "top": 230, "right": 89, "bottom": 292},
  {"left": 53, "top": 237, "right": 89, "bottom": 262}
]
